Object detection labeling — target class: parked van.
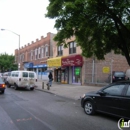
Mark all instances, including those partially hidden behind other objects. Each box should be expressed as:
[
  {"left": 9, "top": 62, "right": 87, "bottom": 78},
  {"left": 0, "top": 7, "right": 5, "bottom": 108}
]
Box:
[
  {"left": 6, "top": 70, "right": 37, "bottom": 90},
  {"left": 125, "top": 69, "right": 130, "bottom": 80}
]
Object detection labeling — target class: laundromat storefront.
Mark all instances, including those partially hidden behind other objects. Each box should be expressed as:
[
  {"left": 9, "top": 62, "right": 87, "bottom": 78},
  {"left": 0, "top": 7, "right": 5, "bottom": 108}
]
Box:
[
  {"left": 61, "top": 54, "right": 83, "bottom": 84},
  {"left": 47, "top": 57, "right": 63, "bottom": 82}
]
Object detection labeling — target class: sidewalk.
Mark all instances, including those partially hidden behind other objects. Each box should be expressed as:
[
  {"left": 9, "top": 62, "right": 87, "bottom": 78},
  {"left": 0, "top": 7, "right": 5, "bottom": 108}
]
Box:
[{"left": 35, "top": 80, "right": 104, "bottom": 100}]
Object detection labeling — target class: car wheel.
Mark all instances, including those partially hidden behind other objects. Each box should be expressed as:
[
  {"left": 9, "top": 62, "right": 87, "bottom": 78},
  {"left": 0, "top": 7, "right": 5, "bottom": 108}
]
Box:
[
  {"left": 30, "top": 88, "right": 34, "bottom": 91},
  {"left": 14, "top": 83, "right": 18, "bottom": 90},
  {"left": 1, "top": 90, "right": 4, "bottom": 94},
  {"left": 7, "top": 83, "right": 11, "bottom": 88},
  {"left": 84, "top": 101, "right": 95, "bottom": 115}
]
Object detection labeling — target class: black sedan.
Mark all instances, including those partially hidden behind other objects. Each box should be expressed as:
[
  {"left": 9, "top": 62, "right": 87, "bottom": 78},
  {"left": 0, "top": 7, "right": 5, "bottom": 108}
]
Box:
[
  {"left": 81, "top": 81, "right": 130, "bottom": 119},
  {"left": 0, "top": 77, "right": 6, "bottom": 94}
]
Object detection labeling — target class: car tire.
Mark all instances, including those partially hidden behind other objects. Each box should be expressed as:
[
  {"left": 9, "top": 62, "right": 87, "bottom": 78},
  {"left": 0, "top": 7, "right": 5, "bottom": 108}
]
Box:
[
  {"left": 1, "top": 90, "right": 4, "bottom": 94},
  {"left": 84, "top": 101, "right": 95, "bottom": 115},
  {"left": 30, "top": 88, "right": 34, "bottom": 91},
  {"left": 7, "top": 83, "right": 11, "bottom": 88},
  {"left": 14, "top": 83, "right": 18, "bottom": 90}
]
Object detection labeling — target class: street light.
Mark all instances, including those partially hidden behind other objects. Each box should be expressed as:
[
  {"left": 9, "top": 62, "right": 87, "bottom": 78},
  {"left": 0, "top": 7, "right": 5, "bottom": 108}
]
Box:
[{"left": 1, "top": 28, "right": 20, "bottom": 70}]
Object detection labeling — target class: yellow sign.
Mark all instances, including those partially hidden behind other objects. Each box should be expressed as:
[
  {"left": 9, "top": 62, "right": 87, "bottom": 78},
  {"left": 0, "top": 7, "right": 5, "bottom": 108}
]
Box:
[
  {"left": 47, "top": 57, "right": 62, "bottom": 67},
  {"left": 103, "top": 67, "right": 110, "bottom": 73}
]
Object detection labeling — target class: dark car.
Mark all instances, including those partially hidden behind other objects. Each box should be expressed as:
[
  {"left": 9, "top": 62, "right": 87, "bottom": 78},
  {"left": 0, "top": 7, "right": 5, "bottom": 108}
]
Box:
[
  {"left": 112, "top": 71, "right": 126, "bottom": 82},
  {"left": 0, "top": 77, "right": 6, "bottom": 94},
  {"left": 81, "top": 81, "right": 130, "bottom": 119}
]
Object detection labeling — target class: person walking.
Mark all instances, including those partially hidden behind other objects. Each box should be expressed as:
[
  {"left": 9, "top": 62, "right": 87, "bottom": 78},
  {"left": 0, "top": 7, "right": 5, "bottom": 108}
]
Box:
[{"left": 46, "top": 72, "right": 53, "bottom": 89}]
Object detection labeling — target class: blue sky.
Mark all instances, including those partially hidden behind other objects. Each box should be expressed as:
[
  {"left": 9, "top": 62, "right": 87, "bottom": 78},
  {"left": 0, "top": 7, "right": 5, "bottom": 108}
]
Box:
[{"left": 0, "top": 0, "right": 57, "bottom": 55}]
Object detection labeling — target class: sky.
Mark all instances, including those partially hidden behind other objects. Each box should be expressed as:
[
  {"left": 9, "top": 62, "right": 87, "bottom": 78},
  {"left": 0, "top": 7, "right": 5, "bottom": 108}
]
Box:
[{"left": 0, "top": 0, "right": 57, "bottom": 55}]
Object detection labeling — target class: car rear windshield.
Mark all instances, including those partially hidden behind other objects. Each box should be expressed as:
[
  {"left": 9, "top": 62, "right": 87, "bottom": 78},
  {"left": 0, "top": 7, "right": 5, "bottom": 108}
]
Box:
[
  {"left": 22, "top": 72, "right": 28, "bottom": 77},
  {"left": 0, "top": 78, "right": 3, "bottom": 82},
  {"left": 29, "top": 73, "right": 34, "bottom": 78},
  {"left": 114, "top": 72, "right": 125, "bottom": 76}
]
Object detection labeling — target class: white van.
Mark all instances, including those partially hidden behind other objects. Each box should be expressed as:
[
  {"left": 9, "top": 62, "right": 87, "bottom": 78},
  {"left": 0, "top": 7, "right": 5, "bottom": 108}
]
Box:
[{"left": 6, "top": 70, "right": 37, "bottom": 90}]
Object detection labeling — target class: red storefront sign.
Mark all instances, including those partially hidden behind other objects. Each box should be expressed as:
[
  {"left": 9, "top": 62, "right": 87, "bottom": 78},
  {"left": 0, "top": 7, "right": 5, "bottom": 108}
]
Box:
[{"left": 62, "top": 54, "right": 83, "bottom": 67}]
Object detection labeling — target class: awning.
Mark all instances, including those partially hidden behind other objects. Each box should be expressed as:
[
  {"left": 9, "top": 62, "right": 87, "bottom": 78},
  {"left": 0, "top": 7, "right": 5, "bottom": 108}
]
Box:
[
  {"left": 47, "top": 57, "right": 62, "bottom": 67},
  {"left": 62, "top": 54, "right": 83, "bottom": 67}
]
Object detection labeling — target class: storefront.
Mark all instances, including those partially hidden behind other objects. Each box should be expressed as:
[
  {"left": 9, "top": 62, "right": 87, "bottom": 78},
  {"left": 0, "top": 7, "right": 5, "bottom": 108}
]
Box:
[
  {"left": 47, "top": 57, "right": 63, "bottom": 82},
  {"left": 61, "top": 54, "right": 83, "bottom": 84},
  {"left": 33, "top": 64, "right": 47, "bottom": 80}
]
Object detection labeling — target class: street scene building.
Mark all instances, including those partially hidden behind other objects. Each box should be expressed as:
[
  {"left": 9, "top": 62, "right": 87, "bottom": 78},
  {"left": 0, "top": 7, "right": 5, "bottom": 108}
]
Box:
[
  {"left": 15, "top": 34, "right": 130, "bottom": 85},
  {"left": 15, "top": 32, "right": 56, "bottom": 80}
]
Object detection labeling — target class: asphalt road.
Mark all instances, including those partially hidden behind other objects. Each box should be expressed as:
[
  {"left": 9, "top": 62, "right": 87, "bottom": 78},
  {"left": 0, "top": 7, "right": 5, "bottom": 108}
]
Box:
[{"left": 0, "top": 88, "right": 119, "bottom": 130}]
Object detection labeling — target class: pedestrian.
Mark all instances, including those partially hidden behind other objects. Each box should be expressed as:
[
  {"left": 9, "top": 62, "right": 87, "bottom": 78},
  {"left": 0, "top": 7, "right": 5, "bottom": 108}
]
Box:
[{"left": 46, "top": 72, "right": 53, "bottom": 87}]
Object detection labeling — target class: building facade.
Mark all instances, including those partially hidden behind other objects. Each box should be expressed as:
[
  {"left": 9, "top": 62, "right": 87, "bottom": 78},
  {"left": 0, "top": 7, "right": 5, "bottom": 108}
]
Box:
[
  {"left": 15, "top": 32, "right": 56, "bottom": 80},
  {"left": 47, "top": 36, "right": 130, "bottom": 85},
  {"left": 47, "top": 36, "right": 84, "bottom": 85},
  {"left": 15, "top": 33, "right": 130, "bottom": 85}
]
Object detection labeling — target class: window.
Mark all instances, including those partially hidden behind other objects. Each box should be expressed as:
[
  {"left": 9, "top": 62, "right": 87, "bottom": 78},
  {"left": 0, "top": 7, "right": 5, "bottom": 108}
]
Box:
[
  {"left": 12, "top": 72, "right": 15, "bottom": 77},
  {"left": 38, "top": 47, "right": 41, "bottom": 59},
  {"left": 35, "top": 48, "right": 38, "bottom": 60},
  {"left": 22, "top": 54, "right": 25, "bottom": 62},
  {"left": 69, "top": 41, "right": 76, "bottom": 54},
  {"left": 15, "top": 72, "right": 19, "bottom": 77},
  {"left": 29, "top": 73, "right": 34, "bottom": 78},
  {"left": 103, "top": 85, "right": 125, "bottom": 96},
  {"left": 22, "top": 72, "right": 28, "bottom": 77},
  {"left": 41, "top": 46, "right": 44, "bottom": 58},
  {"left": 126, "top": 86, "right": 130, "bottom": 96},
  {"left": 31, "top": 50, "right": 33, "bottom": 61},
  {"left": 57, "top": 45, "right": 63, "bottom": 56},
  {"left": 45, "top": 46, "right": 48, "bottom": 57}
]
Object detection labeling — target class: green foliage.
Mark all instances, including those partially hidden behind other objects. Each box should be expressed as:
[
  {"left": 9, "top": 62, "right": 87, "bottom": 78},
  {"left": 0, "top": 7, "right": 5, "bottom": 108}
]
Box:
[
  {"left": 46, "top": 0, "right": 130, "bottom": 65},
  {"left": 0, "top": 53, "right": 17, "bottom": 72}
]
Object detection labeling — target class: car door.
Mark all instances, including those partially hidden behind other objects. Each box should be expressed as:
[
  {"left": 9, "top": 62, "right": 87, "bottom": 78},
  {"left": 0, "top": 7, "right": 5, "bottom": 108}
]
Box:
[
  {"left": 95, "top": 84, "right": 126, "bottom": 116},
  {"left": 118, "top": 85, "right": 130, "bottom": 119}
]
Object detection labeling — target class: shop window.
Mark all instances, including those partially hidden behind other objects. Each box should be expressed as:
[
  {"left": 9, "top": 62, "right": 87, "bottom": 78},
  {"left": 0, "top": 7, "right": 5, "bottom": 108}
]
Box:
[{"left": 69, "top": 42, "right": 76, "bottom": 54}]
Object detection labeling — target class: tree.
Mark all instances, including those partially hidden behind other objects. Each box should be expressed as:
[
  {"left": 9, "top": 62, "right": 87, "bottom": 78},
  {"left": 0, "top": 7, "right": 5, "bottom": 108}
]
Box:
[
  {"left": 0, "top": 53, "right": 17, "bottom": 72},
  {"left": 46, "top": 0, "right": 130, "bottom": 65}
]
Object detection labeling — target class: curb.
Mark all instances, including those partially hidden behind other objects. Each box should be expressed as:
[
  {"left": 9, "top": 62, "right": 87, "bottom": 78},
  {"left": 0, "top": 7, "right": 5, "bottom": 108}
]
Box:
[{"left": 35, "top": 88, "right": 54, "bottom": 95}]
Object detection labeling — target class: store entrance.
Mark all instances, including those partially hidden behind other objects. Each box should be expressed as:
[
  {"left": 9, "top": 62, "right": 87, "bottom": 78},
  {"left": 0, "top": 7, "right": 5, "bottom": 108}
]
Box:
[{"left": 72, "top": 67, "right": 81, "bottom": 83}]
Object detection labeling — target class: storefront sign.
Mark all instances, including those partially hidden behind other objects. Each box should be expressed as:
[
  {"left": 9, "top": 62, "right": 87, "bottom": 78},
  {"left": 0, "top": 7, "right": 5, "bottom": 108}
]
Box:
[
  {"left": 33, "top": 64, "right": 47, "bottom": 68},
  {"left": 24, "top": 62, "right": 33, "bottom": 68},
  {"left": 103, "top": 67, "right": 110, "bottom": 73},
  {"left": 47, "top": 57, "right": 62, "bottom": 67},
  {"left": 62, "top": 55, "right": 83, "bottom": 67}
]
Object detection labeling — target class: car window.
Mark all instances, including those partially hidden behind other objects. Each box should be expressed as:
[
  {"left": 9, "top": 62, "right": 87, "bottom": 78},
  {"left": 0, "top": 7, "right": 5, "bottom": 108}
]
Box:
[
  {"left": 29, "top": 73, "right": 34, "bottom": 78},
  {"left": 15, "top": 72, "right": 19, "bottom": 77},
  {"left": 22, "top": 72, "right": 28, "bottom": 77},
  {"left": 12, "top": 73, "right": 15, "bottom": 77},
  {"left": 114, "top": 72, "right": 125, "bottom": 76},
  {"left": 103, "top": 85, "right": 125, "bottom": 96},
  {"left": 8, "top": 72, "right": 11, "bottom": 76},
  {"left": 126, "top": 86, "right": 130, "bottom": 96}
]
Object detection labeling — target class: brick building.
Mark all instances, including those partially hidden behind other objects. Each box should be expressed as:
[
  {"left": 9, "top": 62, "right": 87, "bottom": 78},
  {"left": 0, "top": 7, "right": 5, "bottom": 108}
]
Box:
[
  {"left": 15, "top": 33, "right": 130, "bottom": 84},
  {"left": 15, "top": 32, "right": 56, "bottom": 80},
  {"left": 47, "top": 36, "right": 130, "bottom": 85}
]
